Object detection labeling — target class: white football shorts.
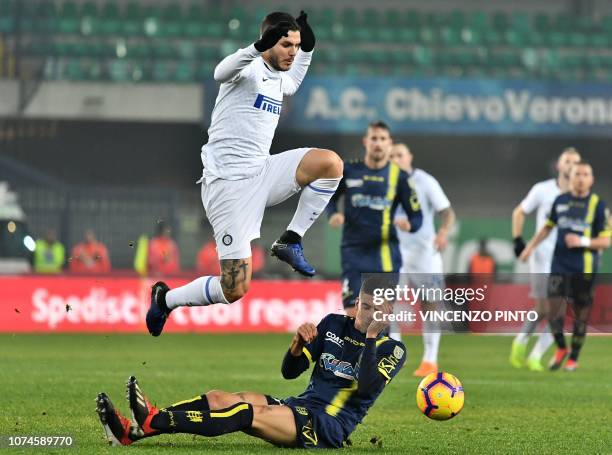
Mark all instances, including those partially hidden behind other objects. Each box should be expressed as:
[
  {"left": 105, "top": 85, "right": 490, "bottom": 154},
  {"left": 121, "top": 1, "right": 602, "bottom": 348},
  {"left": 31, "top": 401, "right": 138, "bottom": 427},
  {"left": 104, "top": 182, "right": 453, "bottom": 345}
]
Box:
[{"left": 201, "top": 147, "right": 311, "bottom": 260}]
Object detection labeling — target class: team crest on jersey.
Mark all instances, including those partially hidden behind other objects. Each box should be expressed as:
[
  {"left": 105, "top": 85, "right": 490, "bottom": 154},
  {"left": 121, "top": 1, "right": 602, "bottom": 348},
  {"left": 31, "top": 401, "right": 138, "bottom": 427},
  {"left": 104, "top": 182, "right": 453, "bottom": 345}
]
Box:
[
  {"left": 393, "top": 345, "right": 404, "bottom": 360},
  {"left": 320, "top": 352, "right": 358, "bottom": 380},
  {"left": 253, "top": 94, "right": 282, "bottom": 115}
]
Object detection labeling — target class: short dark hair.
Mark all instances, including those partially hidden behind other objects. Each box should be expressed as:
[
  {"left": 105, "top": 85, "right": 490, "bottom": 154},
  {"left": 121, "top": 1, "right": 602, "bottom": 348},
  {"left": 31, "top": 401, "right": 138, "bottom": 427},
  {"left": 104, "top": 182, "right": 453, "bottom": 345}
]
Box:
[
  {"left": 260, "top": 12, "right": 300, "bottom": 36},
  {"left": 574, "top": 160, "right": 591, "bottom": 167},
  {"left": 367, "top": 120, "right": 390, "bottom": 133},
  {"left": 360, "top": 274, "right": 397, "bottom": 296}
]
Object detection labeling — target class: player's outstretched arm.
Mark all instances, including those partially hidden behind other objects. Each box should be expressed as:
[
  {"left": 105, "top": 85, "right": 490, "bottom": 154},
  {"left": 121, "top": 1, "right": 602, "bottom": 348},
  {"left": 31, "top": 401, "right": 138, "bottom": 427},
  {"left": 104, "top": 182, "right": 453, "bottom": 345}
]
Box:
[{"left": 281, "top": 323, "right": 317, "bottom": 379}]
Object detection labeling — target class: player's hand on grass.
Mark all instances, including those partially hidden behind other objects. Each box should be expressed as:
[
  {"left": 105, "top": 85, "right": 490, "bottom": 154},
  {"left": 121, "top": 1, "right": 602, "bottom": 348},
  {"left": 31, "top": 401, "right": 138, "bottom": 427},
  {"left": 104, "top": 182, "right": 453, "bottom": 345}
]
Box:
[
  {"left": 295, "top": 11, "right": 315, "bottom": 52},
  {"left": 564, "top": 233, "right": 583, "bottom": 248},
  {"left": 290, "top": 323, "right": 317, "bottom": 355},
  {"left": 434, "top": 229, "right": 449, "bottom": 251},
  {"left": 366, "top": 301, "right": 393, "bottom": 339},
  {"left": 393, "top": 218, "right": 411, "bottom": 232},
  {"left": 329, "top": 213, "right": 345, "bottom": 228},
  {"left": 254, "top": 21, "right": 292, "bottom": 52}
]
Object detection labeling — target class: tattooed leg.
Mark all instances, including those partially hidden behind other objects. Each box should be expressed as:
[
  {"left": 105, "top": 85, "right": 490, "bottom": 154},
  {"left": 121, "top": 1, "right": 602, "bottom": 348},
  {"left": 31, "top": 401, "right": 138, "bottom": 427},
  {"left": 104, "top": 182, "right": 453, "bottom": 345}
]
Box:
[{"left": 220, "top": 257, "right": 252, "bottom": 302}]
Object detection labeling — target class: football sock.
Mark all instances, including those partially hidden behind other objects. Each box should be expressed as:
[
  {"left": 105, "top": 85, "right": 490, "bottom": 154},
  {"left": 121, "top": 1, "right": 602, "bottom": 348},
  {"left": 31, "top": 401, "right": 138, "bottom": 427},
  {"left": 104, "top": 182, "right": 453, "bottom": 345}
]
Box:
[
  {"left": 279, "top": 230, "right": 301, "bottom": 244},
  {"left": 166, "top": 276, "right": 228, "bottom": 309},
  {"left": 287, "top": 178, "right": 340, "bottom": 237},
  {"left": 422, "top": 320, "right": 441, "bottom": 363},
  {"left": 514, "top": 318, "right": 540, "bottom": 345},
  {"left": 549, "top": 317, "right": 566, "bottom": 349},
  {"left": 422, "top": 331, "right": 441, "bottom": 364},
  {"left": 528, "top": 326, "right": 554, "bottom": 361},
  {"left": 151, "top": 403, "right": 253, "bottom": 436},
  {"left": 569, "top": 313, "right": 589, "bottom": 361},
  {"left": 165, "top": 395, "right": 210, "bottom": 413}
]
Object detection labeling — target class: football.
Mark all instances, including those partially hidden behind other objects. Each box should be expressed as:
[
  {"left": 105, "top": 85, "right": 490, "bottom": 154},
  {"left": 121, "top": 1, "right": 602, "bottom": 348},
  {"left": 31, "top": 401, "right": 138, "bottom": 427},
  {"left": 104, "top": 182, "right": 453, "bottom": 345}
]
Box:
[{"left": 416, "top": 371, "right": 464, "bottom": 420}]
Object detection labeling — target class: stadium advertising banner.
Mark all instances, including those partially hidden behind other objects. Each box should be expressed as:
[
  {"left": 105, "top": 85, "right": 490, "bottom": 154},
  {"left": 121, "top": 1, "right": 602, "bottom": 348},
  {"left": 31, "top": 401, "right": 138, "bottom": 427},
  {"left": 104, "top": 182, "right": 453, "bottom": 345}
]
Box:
[
  {"left": 3, "top": 276, "right": 612, "bottom": 333},
  {"left": 286, "top": 77, "right": 612, "bottom": 136}
]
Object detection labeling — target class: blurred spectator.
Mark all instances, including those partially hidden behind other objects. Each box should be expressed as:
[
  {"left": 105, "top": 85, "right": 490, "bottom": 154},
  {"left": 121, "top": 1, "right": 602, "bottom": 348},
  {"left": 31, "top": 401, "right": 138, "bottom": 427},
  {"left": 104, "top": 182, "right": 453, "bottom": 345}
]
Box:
[
  {"left": 469, "top": 238, "right": 496, "bottom": 276},
  {"left": 251, "top": 240, "right": 266, "bottom": 277},
  {"left": 33, "top": 229, "right": 65, "bottom": 274},
  {"left": 196, "top": 240, "right": 219, "bottom": 275},
  {"left": 69, "top": 229, "right": 110, "bottom": 274},
  {"left": 147, "top": 222, "right": 180, "bottom": 276}
]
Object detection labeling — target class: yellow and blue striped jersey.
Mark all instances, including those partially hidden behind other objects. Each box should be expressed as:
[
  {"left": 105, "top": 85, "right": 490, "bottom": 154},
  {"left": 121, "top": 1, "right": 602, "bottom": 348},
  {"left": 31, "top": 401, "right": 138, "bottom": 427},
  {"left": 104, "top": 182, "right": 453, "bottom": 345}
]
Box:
[
  {"left": 327, "top": 160, "right": 422, "bottom": 248},
  {"left": 546, "top": 192, "right": 611, "bottom": 273},
  {"left": 294, "top": 314, "right": 406, "bottom": 435}
]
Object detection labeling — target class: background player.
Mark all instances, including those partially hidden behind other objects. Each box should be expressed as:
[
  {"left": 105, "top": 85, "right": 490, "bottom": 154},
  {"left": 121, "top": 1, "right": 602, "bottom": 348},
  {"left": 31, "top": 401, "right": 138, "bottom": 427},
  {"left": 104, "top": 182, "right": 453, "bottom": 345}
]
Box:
[
  {"left": 520, "top": 161, "right": 610, "bottom": 371},
  {"left": 510, "top": 148, "right": 581, "bottom": 371},
  {"left": 390, "top": 143, "right": 455, "bottom": 377},
  {"left": 327, "top": 122, "right": 422, "bottom": 317},
  {"left": 96, "top": 279, "right": 405, "bottom": 449},
  {"left": 146, "top": 12, "right": 344, "bottom": 336}
]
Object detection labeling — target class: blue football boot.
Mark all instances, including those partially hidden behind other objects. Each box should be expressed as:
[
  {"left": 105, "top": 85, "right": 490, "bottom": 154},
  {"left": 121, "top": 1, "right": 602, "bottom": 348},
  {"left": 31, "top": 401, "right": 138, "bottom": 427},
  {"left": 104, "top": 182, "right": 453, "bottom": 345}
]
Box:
[
  {"left": 270, "top": 240, "right": 316, "bottom": 277},
  {"left": 146, "top": 281, "right": 171, "bottom": 337}
]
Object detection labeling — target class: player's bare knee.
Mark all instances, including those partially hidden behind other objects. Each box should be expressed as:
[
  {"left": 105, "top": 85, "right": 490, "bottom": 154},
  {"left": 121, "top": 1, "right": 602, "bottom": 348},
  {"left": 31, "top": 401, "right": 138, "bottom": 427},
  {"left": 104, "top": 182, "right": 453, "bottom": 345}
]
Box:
[
  {"left": 206, "top": 390, "right": 225, "bottom": 408},
  {"left": 319, "top": 149, "right": 343, "bottom": 178}
]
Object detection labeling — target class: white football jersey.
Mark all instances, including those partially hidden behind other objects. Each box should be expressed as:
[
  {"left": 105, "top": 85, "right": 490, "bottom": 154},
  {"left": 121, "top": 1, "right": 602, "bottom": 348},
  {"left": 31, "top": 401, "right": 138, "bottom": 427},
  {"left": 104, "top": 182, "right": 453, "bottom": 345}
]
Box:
[
  {"left": 520, "top": 178, "right": 560, "bottom": 259},
  {"left": 201, "top": 44, "right": 312, "bottom": 181},
  {"left": 395, "top": 168, "right": 451, "bottom": 258}
]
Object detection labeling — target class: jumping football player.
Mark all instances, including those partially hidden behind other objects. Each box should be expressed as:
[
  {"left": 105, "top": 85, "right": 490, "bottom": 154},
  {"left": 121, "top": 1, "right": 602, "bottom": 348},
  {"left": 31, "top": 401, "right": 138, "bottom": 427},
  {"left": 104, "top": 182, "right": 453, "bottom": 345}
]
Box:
[
  {"left": 390, "top": 143, "right": 455, "bottom": 377},
  {"left": 510, "top": 148, "right": 580, "bottom": 371},
  {"left": 327, "top": 122, "right": 422, "bottom": 318},
  {"left": 96, "top": 279, "right": 406, "bottom": 449},
  {"left": 146, "top": 12, "right": 344, "bottom": 337},
  {"left": 520, "top": 161, "right": 610, "bottom": 371}
]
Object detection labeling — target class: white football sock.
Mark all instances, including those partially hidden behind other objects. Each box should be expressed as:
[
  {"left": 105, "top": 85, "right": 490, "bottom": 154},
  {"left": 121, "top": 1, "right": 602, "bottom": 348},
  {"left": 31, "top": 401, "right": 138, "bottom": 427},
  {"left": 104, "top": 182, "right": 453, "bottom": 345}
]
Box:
[
  {"left": 422, "top": 319, "right": 441, "bottom": 363},
  {"left": 287, "top": 178, "right": 340, "bottom": 237},
  {"left": 422, "top": 331, "right": 441, "bottom": 363},
  {"left": 514, "top": 319, "right": 540, "bottom": 345},
  {"left": 166, "top": 276, "right": 228, "bottom": 309},
  {"left": 528, "top": 326, "right": 555, "bottom": 361}
]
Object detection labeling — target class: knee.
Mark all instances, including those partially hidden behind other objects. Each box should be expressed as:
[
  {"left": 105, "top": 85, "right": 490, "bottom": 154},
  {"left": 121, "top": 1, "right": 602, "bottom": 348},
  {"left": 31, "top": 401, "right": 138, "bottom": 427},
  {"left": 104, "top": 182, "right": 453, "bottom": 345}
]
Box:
[
  {"left": 316, "top": 149, "right": 343, "bottom": 178},
  {"left": 222, "top": 281, "right": 250, "bottom": 303},
  {"left": 206, "top": 390, "right": 226, "bottom": 409}
]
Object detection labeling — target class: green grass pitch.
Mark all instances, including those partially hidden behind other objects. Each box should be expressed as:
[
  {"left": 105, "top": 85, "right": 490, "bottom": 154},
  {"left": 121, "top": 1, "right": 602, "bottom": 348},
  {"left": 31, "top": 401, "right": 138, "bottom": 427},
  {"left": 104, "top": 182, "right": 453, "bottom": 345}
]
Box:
[{"left": 1, "top": 333, "right": 611, "bottom": 454}]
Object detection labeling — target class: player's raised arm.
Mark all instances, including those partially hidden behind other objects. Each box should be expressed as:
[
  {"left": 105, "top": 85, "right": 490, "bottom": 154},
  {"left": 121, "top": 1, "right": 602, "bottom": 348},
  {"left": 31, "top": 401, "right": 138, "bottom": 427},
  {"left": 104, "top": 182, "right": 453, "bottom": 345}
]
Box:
[
  {"left": 281, "top": 11, "right": 315, "bottom": 96},
  {"left": 281, "top": 322, "right": 318, "bottom": 379},
  {"left": 213, "top": 21, "right": 292, "bottom": 83},
  {"left": 394, "top": 171, "right": 423, "bottom": 232},
  {"left": 358, "top": 302, "right": 406, "bottom": 397}
]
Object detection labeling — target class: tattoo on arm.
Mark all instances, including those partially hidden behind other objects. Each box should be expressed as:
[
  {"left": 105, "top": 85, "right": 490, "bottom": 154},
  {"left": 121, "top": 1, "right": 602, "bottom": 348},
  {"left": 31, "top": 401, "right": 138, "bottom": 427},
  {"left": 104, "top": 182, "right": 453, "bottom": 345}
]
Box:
[{"left": 220, "top": 259, "right": 250, "bottom": 290}]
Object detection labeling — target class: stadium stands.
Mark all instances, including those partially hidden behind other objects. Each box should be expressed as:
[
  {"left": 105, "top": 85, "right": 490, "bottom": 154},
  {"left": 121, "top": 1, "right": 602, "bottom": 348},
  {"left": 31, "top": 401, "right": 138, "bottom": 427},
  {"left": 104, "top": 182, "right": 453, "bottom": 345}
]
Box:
[{"left": 3, "top": 1, "right": 612, "bottom": 82}]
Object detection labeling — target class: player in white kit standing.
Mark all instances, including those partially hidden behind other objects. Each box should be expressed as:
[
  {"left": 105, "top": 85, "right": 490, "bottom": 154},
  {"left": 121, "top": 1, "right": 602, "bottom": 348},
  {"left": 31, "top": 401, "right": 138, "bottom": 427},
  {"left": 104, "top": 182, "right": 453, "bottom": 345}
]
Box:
[
  {"left": 509, "top": 148, "right": 581, "bottom": 371},
  {"left": 146, "top": 12, "right": 343, "bottom": 336},
  {"left": 391, "top": 143, "right": 456, "bottom": 377}
]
